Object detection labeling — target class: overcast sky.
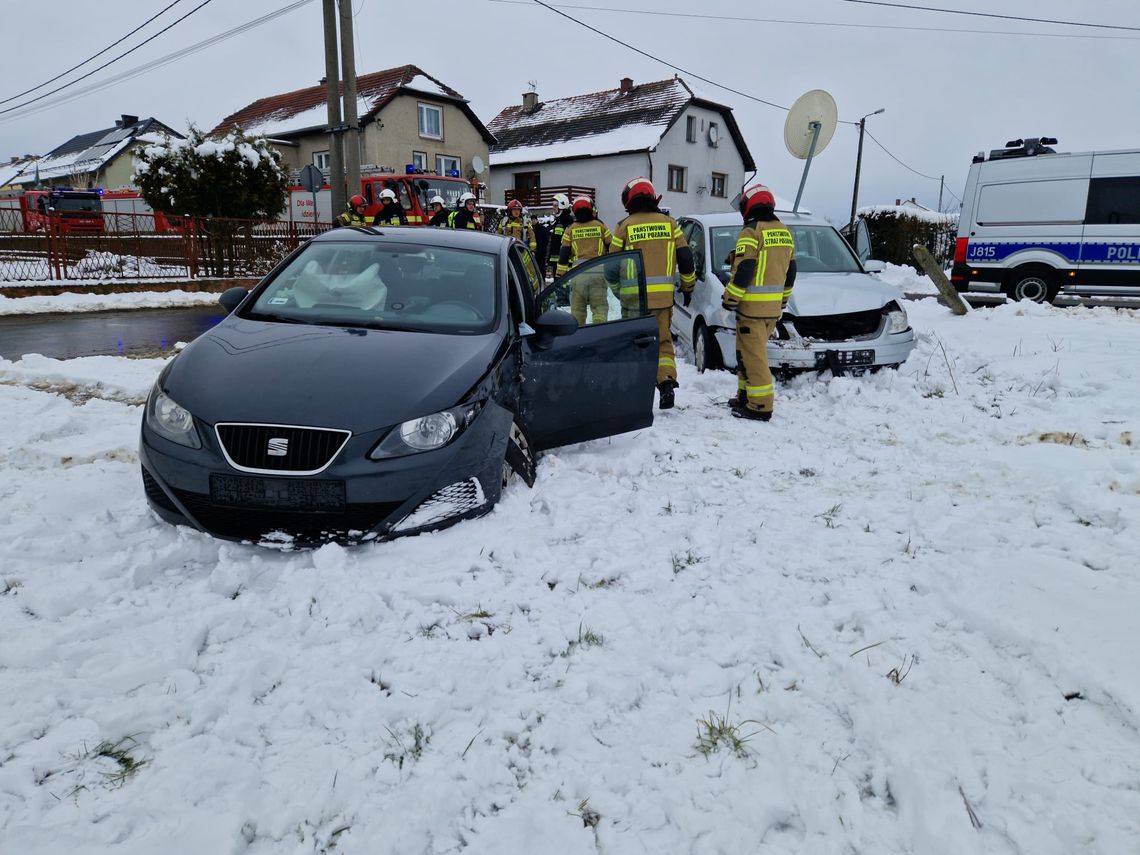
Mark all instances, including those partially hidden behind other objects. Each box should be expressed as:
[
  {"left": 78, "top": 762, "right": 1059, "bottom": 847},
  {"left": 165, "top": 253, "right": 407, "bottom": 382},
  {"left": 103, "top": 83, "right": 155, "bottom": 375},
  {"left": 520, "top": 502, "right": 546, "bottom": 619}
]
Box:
[{"left": 3, "top": 0, "right": 1138, "bottom": 223}]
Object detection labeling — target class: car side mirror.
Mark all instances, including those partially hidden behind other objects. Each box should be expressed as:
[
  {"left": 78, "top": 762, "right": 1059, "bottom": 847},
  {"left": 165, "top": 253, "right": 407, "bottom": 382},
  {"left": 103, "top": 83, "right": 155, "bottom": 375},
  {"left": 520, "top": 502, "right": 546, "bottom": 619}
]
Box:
[
  {"left": 530, "top": 308, "right": 578, "bottom": 349},
  {"left": 218, "top": 286, "right": 248, "bottom": 313},
  {"left": 863, "top": 259, "right": 886, "bottom": 274}
]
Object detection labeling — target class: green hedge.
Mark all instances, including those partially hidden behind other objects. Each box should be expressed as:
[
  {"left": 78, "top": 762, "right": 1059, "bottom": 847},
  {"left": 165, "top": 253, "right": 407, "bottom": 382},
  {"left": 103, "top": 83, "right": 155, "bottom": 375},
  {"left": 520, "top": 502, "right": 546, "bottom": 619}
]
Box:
[{"left": 859, "top": 208, "right": 958, "bottom": 270}]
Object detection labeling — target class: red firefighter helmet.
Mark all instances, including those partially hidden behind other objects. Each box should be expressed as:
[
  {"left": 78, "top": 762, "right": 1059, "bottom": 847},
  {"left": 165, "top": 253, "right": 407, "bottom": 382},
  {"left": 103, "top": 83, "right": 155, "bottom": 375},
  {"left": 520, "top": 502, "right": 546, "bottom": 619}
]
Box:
[
  {"left": 739, "top": 183, "right": 776, "bottom": 219},
  {"left": 571, "top": 196, "right": 593, "bottom": 213},
  {"left": 349, "top": 194, "right": 366, "bottom": 208},
  {"left": 620, "top": 176, "right": 658, "bottom": 211},
  {"left": 507, "top": 199, "right": 523, "bottom": 212}
]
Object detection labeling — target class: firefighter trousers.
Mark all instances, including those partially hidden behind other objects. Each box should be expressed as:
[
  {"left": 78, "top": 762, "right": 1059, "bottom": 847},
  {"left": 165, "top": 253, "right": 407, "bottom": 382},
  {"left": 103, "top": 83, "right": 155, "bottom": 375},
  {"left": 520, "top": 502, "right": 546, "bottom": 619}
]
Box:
[
  {"left": 654, "top": 306, "right": 677, "bottom": 385},
  {"left": 735, "top": 317, "right": 778, "bottom": 413},
  {"left": 569, "top": 272, "right": 609, "bottom": 325}
]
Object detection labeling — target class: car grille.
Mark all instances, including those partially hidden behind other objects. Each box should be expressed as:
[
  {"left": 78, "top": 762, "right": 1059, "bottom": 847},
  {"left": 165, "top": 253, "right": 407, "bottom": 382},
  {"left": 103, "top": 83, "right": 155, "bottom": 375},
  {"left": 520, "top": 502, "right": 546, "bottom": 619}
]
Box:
[
  {"left": 390, "top": 478, "right": 487, "bottom": 533},
  {"left": 171, "top": 488, "right": 403, "bottom": 545},
  {"left": 789, "top": 309, "right": 882, "bottom": 342},
  {"left": 215, "top": 423, "right": 351, "bottom": 474}
]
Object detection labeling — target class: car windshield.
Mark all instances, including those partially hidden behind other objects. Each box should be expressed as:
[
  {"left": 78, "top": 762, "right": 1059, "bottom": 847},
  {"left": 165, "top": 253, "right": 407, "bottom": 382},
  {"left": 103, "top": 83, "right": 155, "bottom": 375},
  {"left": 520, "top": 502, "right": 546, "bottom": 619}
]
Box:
[
  {"left": 52, "top": 195, "right": 102, "bottom": 213},
  {"left": 711, "top": 224, "right": 862, "bottom": 274},
  {"left": 246, "top": 241, "right": 499, "bottom": 334},
  {"left": 410, "top": 178, "right": 469, "bottom": 210}
]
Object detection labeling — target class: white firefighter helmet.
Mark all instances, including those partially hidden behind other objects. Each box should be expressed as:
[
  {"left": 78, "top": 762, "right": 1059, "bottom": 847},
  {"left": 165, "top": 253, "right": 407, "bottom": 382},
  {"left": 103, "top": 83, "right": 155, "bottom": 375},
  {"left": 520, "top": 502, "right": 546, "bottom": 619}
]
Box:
[
  {"left": 459, "top": 192, "right": 477, "bottom": 204},
  {"left": 379, "top": 188, "right": 398, "bottom": 203},
  {"left": 428, "top": 195, "right": 445, "bottom": 207},
  {"left": 552, "top": 193, "right": 571, "bottom": 211}
]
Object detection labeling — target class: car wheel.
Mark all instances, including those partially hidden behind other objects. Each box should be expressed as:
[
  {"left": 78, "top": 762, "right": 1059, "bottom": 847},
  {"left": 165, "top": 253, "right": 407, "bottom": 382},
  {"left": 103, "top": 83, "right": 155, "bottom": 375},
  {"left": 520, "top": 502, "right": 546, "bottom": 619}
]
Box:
[
  {"left": 502, "top": 421, "right": 536, "bottom": 488},
  {"left": 693, "top": 321, "right": 723, "bottom": 373},
  {"left": 1005, "top": 266, "right": 1058, "bottom": 304}
]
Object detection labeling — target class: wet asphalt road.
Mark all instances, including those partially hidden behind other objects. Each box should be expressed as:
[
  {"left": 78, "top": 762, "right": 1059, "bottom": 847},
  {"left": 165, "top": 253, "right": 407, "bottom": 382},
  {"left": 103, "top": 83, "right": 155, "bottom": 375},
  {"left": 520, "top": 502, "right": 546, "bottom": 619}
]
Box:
[{"left": 0, "top": 305, "right": 227, "bottom": 361}]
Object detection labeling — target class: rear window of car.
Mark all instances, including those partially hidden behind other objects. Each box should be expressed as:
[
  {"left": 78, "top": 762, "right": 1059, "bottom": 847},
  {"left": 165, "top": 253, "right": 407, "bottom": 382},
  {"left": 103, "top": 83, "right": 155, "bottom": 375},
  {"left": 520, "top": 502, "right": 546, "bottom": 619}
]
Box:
[{"left": 246, "top": 242, "right": 499, "bottom": 334}]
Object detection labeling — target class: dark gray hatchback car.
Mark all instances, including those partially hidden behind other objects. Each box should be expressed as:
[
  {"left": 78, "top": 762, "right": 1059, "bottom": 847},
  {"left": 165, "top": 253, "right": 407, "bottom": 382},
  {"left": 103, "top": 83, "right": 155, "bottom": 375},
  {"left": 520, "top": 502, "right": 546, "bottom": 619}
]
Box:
[{"left": 140, "top": 226, "right": 656, "bottom": 545}]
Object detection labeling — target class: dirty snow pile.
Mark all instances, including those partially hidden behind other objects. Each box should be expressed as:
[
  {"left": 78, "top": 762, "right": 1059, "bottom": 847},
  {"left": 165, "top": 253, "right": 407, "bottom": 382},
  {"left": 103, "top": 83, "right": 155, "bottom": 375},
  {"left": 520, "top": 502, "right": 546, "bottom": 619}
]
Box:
[
  {"left": 1, "top": 299, "right": 1138, "bottom": 854},
  {"left": 0, "top": 288, "right": 220, "bottom": 316}
]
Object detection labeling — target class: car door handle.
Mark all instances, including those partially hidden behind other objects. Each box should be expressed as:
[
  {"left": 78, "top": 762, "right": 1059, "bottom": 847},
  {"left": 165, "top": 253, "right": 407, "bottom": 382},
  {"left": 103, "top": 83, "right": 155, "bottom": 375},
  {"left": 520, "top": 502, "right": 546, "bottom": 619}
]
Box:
[{"left": 632, "top": 333, "right": 657, "bottom": 347}]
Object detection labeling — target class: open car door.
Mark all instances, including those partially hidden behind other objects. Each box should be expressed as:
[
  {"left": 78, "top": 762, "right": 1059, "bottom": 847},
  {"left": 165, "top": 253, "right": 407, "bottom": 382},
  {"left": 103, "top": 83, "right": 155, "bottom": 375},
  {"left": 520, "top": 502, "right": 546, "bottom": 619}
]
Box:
[{"left": 521, "top": 251, "right": 658, "bottom": 451}]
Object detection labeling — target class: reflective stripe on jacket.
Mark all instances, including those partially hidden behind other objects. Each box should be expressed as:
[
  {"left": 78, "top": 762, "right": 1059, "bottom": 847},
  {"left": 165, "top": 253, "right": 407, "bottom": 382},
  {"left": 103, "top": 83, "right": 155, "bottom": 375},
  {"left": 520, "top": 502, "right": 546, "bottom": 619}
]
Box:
[
  {"left": 609, "top": 211, "right": 695, "bottom": 309},
  {"left": 557, "top": 219, "right": 612, "bottom": 275},
  {"left": 500, "top": 216, "right": 537, "bottom": 249},
  {"left": 336, "top": 211, "right": 370, "bottom": 228},
  {"left": 724, "top": 219, "right": 795, "bottom": 319}
]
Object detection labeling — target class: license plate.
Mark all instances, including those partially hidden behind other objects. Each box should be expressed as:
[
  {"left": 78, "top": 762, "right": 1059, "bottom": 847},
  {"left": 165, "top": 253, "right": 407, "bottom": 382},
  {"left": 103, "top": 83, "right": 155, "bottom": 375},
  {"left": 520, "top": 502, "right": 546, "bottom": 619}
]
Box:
[
  {"left": 816, "top": 348, "right": 876, "bottom": 368},
  {"left": 210, "top": 474, "right": 345, "bottom": 511}
]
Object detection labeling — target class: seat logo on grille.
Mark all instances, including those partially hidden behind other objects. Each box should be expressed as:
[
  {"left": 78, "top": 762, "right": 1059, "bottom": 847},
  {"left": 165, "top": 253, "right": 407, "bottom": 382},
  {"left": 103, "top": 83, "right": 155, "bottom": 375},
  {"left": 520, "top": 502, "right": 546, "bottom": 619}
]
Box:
[{"left": 267, "top": 437, "right": 289, "bottom": 457}]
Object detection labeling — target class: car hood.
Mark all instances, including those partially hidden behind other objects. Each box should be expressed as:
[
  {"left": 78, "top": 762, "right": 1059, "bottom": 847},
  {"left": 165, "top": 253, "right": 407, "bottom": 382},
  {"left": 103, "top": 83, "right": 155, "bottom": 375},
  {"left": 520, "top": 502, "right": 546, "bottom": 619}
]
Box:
[
  {"left": 787, "top": 273, "right": 899, "bottom": 317},
  {"left": 164, "top": 316, "right": 503, "bottom": 433}
]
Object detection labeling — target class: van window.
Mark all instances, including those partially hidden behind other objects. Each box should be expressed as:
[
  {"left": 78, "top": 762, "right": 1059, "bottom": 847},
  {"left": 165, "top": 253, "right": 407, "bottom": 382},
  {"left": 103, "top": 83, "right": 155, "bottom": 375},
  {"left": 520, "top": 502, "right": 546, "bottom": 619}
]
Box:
[
  {"left": 1085, "top": 177, "right": 1140, "bottom": 225},
  {"left": 977, "top": 179, "right": 1087, "bottom": 225}
]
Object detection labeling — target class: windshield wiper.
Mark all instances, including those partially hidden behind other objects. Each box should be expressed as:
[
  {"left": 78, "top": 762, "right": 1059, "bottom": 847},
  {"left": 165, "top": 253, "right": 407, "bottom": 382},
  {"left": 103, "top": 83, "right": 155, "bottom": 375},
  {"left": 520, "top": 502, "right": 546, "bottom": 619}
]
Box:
[{"left": 245, "top": 311, "right": 312, "bottom": 325}]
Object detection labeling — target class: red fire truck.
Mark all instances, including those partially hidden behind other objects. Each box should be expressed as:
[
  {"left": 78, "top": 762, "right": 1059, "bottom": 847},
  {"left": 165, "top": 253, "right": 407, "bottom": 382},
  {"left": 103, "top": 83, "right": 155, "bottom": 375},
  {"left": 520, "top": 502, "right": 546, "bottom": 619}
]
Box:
[
  {"left": 284, "top": 166, "right": 477, "bottom": 226},
  {"left": 0, "top": 188, "right": 105, "bottom": 233}
]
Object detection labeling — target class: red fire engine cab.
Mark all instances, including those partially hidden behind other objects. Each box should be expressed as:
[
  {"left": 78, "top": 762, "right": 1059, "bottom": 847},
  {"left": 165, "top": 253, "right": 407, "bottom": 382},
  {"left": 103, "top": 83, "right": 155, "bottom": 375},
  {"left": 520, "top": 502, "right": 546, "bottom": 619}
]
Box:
[{"left": 0, "top": 188, "right": 105, "bottom": 233}]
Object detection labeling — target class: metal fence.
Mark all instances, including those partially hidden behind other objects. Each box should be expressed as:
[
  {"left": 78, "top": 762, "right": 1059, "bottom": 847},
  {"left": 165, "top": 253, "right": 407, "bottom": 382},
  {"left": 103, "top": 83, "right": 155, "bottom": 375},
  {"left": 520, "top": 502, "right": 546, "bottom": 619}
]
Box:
[{"left": 0, "top": 211, "right": 333, "bottom": 282}]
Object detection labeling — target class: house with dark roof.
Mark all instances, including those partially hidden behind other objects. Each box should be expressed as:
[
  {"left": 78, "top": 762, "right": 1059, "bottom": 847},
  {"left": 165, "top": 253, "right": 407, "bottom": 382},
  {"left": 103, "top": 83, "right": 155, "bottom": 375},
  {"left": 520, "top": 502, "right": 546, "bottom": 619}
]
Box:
[
  {"left": 487, "top": 76, "right": 756, "bottom": 226},
  {"left": 210, "top": 65, "right": 496, "bottom": 181},
  {"left": 0, "top": 116, "right": 181, "bottom": 190}
]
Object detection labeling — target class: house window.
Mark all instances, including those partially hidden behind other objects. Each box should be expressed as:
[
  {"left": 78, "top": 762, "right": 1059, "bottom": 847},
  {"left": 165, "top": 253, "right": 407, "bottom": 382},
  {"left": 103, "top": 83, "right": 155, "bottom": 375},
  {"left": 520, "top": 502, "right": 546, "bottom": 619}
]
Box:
[
  {"left": 514, "top": 171, "right": 540, "bottom": 191},
  {"left": 418, "top": 103, "right": 443, "bottom": 139},
  {"left": 668, "top": 165, "right": 687, "bottom": 193},
  {"left": 436, "top": 155, "right": 460, "bottom": 176},
  {"left": 313, "top": 151, "right": 330, "bottom": 171},
  {"left": 711, "top": 172, "right": 727, "bottom": 198},
  {"left": 411, "top": 151, "right": 427, "bottom": 171},
  {"left": 686, "top": 116, "right": 696, "bottom": 143}
]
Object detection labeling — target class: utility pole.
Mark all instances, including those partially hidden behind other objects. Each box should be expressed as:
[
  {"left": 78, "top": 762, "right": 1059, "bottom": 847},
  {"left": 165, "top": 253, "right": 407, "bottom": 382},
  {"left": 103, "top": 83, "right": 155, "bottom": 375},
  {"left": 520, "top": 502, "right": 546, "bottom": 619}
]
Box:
[
  {"left": 849, "top": 108, "right": 884, "bottom": 231},
  {"left": 938, "top": 175, "right": 945, "bottom": 212},
  {"left": 322, "top": 0, "right": 345, "bottom": 216},
  {"left": 338, "top": 0, "right": 360, "bottom": 194}
]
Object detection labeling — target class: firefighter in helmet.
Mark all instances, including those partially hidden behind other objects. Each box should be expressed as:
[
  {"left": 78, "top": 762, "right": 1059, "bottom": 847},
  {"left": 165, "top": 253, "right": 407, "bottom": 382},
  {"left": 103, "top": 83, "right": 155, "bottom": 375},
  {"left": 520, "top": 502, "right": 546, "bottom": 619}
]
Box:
[
  {"left": 336, "top": 194, "right": 370, "bottom": 228},
  {"left": 448, "top": 192, "right": 479, "bottom": 229},
  {"left": 375, "top": 187, "right": 408, "bottom": 226},
  {"left": 427, "top": 195, "right": 448, "bottom": 227},
  {"left": 722, "top": 183, "right": 796, "bottom": 421},
  {"left": 546, "top": 193, "right": 573, "bottom": 277},
  {"left": 499, "top": 199, "right": 536, "bottom": 249},
  {"left": 558, "top": 196, "right": 613, "bottom": 325},
  {"left": 607, "top": 177, "right": 695, "bottom": 409}
]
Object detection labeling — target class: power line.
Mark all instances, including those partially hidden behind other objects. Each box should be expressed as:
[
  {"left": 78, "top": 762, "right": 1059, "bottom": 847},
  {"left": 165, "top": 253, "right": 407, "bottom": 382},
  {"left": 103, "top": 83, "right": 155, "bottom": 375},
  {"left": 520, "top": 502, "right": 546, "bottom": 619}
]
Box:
[
  {"left": 527, "top": 0, "right": 791, "bottom": 112},
  {"left": 0, "top": 1, "right": 187, "bottom": 106},
  {"left": 0, "top": 0, "right": 316, "bottom": 125},
  {"left": 864, "top": 128, "right": 956, "bottom": 200},
  {"left": 834, "top": 0, "right": 1140, "bottom": 33},
  {"left": 492, "top": 0, "right": 1140, "bottom": 40},
  {"left": 0, "top": 0, "right": 217, "bottom": 117}
]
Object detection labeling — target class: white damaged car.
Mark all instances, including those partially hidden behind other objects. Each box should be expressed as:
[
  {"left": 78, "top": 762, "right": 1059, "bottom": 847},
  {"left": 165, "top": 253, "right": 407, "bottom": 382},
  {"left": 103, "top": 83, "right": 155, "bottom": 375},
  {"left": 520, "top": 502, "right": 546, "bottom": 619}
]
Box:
[{"left": 671, "top": 209, "right": 916, "bottom": 375}]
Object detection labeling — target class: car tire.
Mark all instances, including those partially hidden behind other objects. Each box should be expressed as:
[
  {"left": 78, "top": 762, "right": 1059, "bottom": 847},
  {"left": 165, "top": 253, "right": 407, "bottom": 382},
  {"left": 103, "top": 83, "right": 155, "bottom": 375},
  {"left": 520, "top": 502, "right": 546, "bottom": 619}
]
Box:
[
  {"left": 693, "top": 321, "right": 723, "bottom": 373},
  {"left": 1004, "top": 265, "right": 1058, "bottom": 304},
  {"left": 502, "top": 421, "right": 535, "bottom": 488}
]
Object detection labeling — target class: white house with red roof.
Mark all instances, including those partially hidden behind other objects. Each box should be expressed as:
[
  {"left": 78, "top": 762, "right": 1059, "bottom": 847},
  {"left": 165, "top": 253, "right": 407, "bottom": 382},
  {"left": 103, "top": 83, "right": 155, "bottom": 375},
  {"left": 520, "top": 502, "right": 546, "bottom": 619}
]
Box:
[{"left": 487, "top": 76, "right": 755, "bottom": 227}]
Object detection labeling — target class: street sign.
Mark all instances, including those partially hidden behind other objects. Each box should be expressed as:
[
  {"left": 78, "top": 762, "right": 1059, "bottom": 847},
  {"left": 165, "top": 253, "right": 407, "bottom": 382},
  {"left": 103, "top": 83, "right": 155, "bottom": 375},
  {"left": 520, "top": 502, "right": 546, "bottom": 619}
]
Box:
[{"left": 299, "top": 164, "right": 325, "bottom": 193}]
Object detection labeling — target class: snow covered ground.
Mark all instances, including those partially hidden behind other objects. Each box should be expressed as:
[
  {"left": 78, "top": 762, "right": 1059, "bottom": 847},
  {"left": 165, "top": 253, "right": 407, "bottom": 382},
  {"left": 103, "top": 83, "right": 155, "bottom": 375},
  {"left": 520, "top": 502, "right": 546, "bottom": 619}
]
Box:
[
  {"left": 0, "top": 288, "right": 221, "bottom": 316},
  {"left": 1, "top": 297, "right": 1139, "bottom": 854}
]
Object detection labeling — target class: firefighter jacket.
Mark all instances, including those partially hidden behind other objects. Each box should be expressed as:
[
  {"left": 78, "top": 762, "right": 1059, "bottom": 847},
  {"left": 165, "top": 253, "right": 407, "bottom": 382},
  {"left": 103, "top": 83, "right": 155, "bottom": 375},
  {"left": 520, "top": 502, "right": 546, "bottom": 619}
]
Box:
[
  {"left": 428, "top": 209, "right": 449, "bottom": 227},
  {"left": 375, "top": 202, "right": 408, "bottom": 226},
  {"left": 609, "top": 211, "right": 696, "bottom": 309},
  {"left": 500, "top": 215, "right": 537, "bottom": 249},
  {"left": 723, "top": 217, "right": 796, "bottom": 319},
  {"left": 448, "top": 208, "right": 479, "bottom": 230},
  {"left": 547, "top": 210, "right": 574, "bottom": 266},
  {"left": 336, "top": 209, "right": 370, "bottom": 228},
  {"left": 556, "top": 218, "right": 613, "bottom": 276}
]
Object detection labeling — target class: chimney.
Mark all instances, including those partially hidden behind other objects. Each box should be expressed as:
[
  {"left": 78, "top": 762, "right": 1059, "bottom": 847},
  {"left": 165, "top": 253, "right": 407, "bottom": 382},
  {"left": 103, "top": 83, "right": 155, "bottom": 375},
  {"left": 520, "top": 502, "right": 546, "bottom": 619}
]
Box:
[
  {"left": 895, "top": 198, "right": 901, "bottom": 206},
  {"left": 118, "top": 114, "right": 139, "bottom": 129},
  {"left": 620, "top": 77, "right": 633, "bottom": 94},
  {"left": 522, "top": 91, "right": 538, "bottom": 111}
]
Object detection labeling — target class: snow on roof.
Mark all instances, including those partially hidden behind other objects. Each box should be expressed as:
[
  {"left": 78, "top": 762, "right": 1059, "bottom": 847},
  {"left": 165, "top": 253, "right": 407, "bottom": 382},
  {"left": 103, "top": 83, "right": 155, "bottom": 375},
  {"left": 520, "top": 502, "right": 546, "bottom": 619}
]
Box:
[
  {"left": 488, "top": 77, "right": 755, "bottom": 170},
  {"left": 209, "top": 65, "right": 494, "bottom": 144}
]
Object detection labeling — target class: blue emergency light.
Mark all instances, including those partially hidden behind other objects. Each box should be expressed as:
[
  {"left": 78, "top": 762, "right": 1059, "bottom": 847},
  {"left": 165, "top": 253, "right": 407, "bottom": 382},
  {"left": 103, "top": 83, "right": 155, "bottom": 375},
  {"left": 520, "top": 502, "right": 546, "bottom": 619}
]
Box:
[
  {"left": 405, "top": 164, "right": 416, "bottom": 174},
  {"left": 447, "top": 169, "right": 460, "bottom": 178}
]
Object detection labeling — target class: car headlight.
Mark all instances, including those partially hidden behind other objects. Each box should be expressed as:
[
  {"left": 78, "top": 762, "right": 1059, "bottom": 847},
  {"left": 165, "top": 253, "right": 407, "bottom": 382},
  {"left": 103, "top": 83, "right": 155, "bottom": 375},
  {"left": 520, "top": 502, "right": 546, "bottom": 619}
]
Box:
[
  {"left": 884, "top": 302, "right": 909, "bottom": 333},
  {"left": 146, "top": 386, "right": 201, "bottom": 449},
  {"left": 369, "top": 403, "right": 481, "bottom": 459}
]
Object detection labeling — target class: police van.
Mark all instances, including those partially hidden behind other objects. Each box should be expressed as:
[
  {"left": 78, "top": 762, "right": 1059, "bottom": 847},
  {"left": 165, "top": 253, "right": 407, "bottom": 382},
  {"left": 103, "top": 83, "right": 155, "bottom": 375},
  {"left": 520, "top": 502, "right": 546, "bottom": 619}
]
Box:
[{"left": 951, "top": 138, "right": 1140, "bottom": 302}]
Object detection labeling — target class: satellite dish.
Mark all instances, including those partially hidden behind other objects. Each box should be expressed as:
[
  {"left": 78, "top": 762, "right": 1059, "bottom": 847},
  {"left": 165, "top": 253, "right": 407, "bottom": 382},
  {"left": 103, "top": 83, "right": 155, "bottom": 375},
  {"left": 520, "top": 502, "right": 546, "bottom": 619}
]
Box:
[
  {"left": 783, "top": 90, "right": 838, "bottom": 160},
  {"left": 708, "top": 124, "right": 719, "bottom": 147},
  {"left": 471, "top": 155, "right": 486, "bottom": 175}
]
